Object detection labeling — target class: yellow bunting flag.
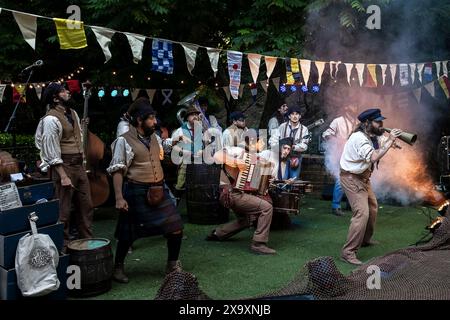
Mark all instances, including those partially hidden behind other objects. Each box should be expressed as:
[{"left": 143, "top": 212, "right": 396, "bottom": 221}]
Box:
[
  {"left": 53, "top": 18, "right": 87, "bottom": 49},
  {"left": 367, "top": 64, "right": 377, "bottom": 87}
]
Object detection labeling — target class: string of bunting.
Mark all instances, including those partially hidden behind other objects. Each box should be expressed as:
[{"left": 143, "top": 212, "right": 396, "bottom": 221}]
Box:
[{"left": 1, "top": 6, "right": 450, "bottom": 103}]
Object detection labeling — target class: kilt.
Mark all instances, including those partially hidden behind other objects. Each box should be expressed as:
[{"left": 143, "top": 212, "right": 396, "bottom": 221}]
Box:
[{"left": 115, "top": 181, "right": 183, "bottom": 242}]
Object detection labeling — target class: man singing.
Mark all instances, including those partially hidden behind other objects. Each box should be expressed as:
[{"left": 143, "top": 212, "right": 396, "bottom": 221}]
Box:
[{"left": 339, "top": 108, "right": 402, "bottom": 265}]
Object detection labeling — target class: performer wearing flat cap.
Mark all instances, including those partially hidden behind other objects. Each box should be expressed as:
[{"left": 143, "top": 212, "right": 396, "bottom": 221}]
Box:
[{"left": 339, "top": 108, "right": 402, "bottom": 265}]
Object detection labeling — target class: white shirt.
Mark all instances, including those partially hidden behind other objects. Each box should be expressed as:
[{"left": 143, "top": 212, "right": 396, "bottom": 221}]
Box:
[
  {"left": 269, "top": 122, "right": 309, "bottom": 153},
  {"left": 34, "top": 112, "right": 82, "bottom": 172},
  {"left": 322, "top": 115, "right": 356, "bottom": 140},
  {"left": 222, "top": 124, "right": 247, "bottom": 149},
  {"left": 340, "top": 131, "right": 378, "bottom": 174}
]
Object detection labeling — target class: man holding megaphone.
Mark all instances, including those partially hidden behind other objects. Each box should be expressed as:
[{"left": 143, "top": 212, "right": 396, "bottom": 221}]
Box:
[{"left": 339, "top": 108, "right": 403, "bottom": 265}]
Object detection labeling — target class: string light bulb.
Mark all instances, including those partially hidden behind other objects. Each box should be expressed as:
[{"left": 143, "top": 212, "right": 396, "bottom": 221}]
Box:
[
  {"left": 11, "top": 84, "right": 15, "bottom": 87},
  {"left": 112, "top": 71, "right": 117, "bottom": 76},
  {"left": 130, "top": 75, "right": 134, "bottom": 79}
]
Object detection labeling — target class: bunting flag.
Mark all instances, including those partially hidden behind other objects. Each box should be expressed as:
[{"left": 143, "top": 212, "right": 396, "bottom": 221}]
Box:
[
  {"left": 443, "top": 61, "right": 449, "bottom": 76},
  {"left": 439, "top": 76, "right": 450, "bottom": 98},
  {"left": 206, "top": 48, "right": 221, "bottom": 77},
  {"left": 264, "top": 56, "right": 277, "bottom": 79},
  {"left": 13, "top": 85, "right": 26, "bottom": 103},
  {"left": 315, "top": 61, "right": 326, "bottom": 85},
  {"left": 355, "top": 63, "right": 365, "bottom": 86},
  {"left": 330, "top": 61, "right": 338, "bottom": 79},
  {"left": 413, "top": 88, "right": 422, "bottom": 102},
  {"left": 417, "top": 63, "right": 425, "bottom": 83},
  {"left": 161, "top": 89, "right": 173, "bottom": 105},
  {"left": 299, "top": 59, "right": 311, "bottom": 85},
  {"left": 0, "top": 84, "right": 6, "bottom": 102},
  {"left": 151, "top": 40, "right": 174, "bottom": 74},
  {"left": 424, "top": 81, "right": 435, "bottom": 97},
  {"left": 91, "top": 26, "right": 115, "bottom": 63},
  {"left": 409, "top": 63, "right": 416, "bottom": 84},
  {"left": 247, "top": 53, "right": 261, "bottom": 84},
  {"left": 399, "top": 64, "right": 409, "bottom": 86},
  {"left": 53, "top": 18, "right": 87, "bottom": 49},
  {"left": 131, "top": 89, "right": 140, "bottom": 101},
  {"left": 424, "top": 63, "right": 433, "bottom": 82},
  {"left": 389, "top": 64, "right": 397, "bottom": 85},
  {"left": 227, "top": 51, "right": 243, "bottom": 100},
  {"left": 146, "top": 89, "right": 156, "bottom": 103},
  {"left": 250, "top": 83, "right": 257, "bottom": 101},
  {"left": 344, "top": 63, "right": 353, "bottom": 85},
  {"left": 272, "top": 77, "right": 280, "bottom": 92},
  {"left": 126, "top": 33, "right": 146, "bottom": 63},
  {"left": 35, "top": 86, "right": 42, "bottom": 100},
  {"left": 181, "top": 43, "right": 199, "bottom": 75},
  {"left": 435, "top": 61, "right": 441, "bottom": 78},
  {"left": 260, "top": 79, "right": 269, "bottom": 92},
  {"left": 66, "top": 80, "right": 80, "bottom": 94},
  {"left": 380, "top": 64, "right": 388, "bottom": 85},
  {"left": 13, "top": 12, "right": 37, "bottom": 50},
  {"left": 222, "top": 86, "right": 230, "bottom": 101},
  {"left": 367, "top": 64, "right": 377, "bottom": 87},
  {"left": 285, "top": 58, "right": 300, "bottom": 85}
]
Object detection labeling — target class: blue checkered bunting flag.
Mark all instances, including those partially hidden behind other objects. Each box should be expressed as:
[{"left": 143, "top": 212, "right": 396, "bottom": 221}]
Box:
[{"left": 152, "top": 39, "right": 174, "bottom": 74}]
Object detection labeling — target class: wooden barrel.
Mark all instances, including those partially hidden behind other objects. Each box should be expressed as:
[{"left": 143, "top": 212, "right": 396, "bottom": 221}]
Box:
[
  {"left": 185, "top": 163, "right": 229, "bottom": 225},
  {"left": 0, "top": 151, "right": 19, "bottom": 183},
  {"left": 67, "top": 238, "right": 113, "bottom": 297}
]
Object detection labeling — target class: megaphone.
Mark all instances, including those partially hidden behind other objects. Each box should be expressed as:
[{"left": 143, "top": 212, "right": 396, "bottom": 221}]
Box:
[{"left": 383, "top": 128, "right": 417, "bottom": 146}]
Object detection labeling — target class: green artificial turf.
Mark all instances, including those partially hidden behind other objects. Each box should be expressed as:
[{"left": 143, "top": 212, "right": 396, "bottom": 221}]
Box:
[{"left": 85, "top": 196, "right": 433, "bottom": 300}]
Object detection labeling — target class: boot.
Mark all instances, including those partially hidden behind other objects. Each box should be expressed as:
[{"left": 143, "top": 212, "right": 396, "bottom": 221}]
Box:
[
  {"left": 250, "top": 241, "right": 276, "bottom": 255},
  {"left": 113, "top": 264, "right": 129, "bottom": 283},
  {"left": 166, "top": 260, "right": 183, "bottom": 274},
  {"left": 331, "top": 208, "right": 344, "bottom": 216}
]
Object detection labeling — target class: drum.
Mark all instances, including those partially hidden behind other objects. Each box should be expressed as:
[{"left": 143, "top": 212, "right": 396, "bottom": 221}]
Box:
[
  {"left": 67, "top": 238, "right": 113, "bottom": 297},
  {"left": 269, "top": 180, "right": 311, "bottom": 229}
]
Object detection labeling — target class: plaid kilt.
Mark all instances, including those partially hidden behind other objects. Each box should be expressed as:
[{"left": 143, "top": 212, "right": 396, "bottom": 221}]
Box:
[{"left": 115, "top": 182, "right": 183, "bottom": 242}]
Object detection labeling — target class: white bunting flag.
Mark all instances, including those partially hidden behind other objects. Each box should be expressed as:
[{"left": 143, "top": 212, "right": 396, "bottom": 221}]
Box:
[
  {"left": 424, "top": 82, "right": 435, "bottom": 97},
  {"left": 227, "top": 51, "right": 243, "bottom": 100},
  {"left": 413, "top": 88, "right": 421, "bottom": 103},
  {"left": 0, "top": 84, "right": 6, "bottom": 102},
  {"left": 13, "top": 12, "right": 37, "bottom": 50},
  {"left": 299, "top": 59, "right": 311, "bottom": 84},
  {"left": 344, "top": 63, "right": 353, "bottom": 85},
  {"left": 435, "top": 61, "right": 441, "bottom": 77},
  {"left": 206, "top": 48, "right": 221, "bottom": 77},
  {"left": 91, "top": 26, "right": 115, "bottom": 63},
  {"left": 380, "top": 64, "right": 388, "bottom": 85},
  {"left": 443, "top": 61, "right": 449, "bottom": 76},
  {"left": 181, "top": 43, "right": 199, "bottom": 75},
  {"left": 131, "top": 89, "right": 140, "bottom": 101},
  {"left": 248, "top": 53, "right": 261, "bottom": 84},
  {"left": 315, "top": 61, "right": 326, "bottom": 85},
  {"left": 399, "top": 64, "right": 409, "bottom": 86},
  {"left": 409, "top": 63, "right": 417, "bottom": 84},
  {"left": 355, "top": 63, "right": 365, "bottom": 86},
  {"left": 264, "top": 56, "right": 277, "bottom": 79},
  {"left": 417, "top": 63, "right": 425, "bottom": 83},
  {"left": 260, "top": 79, "right": 269, "bottom": 92},
  {"left": 389, "top": 64, "right": 397, "bottom": 85},
  {"left": 35, "top": 85, "right": 42, "bottom": 100},
  {"left": 146, "top": 89, "right": 157, "bottom": 104},
  {"left": 126, "top": 33, "right": 146, "bottom": 63}
]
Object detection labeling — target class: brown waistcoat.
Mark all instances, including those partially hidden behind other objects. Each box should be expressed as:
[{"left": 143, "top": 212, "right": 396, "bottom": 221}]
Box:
[
  {"left": 46, "top": 107, "right": 83, "bottom": 155},
  {"left": 122, "top": 126, "right": 164, "bottom": 183}
]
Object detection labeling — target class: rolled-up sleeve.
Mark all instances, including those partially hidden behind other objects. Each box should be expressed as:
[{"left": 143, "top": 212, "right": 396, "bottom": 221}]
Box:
[
  {"left": 357, "top": 140, "right": 374, "bottom": 163},
  {"left": 37, "top": 116, "right": 63, "bottom": 171},
  {"left": 107, "top": 137, "right": 134, "bottom": 175},
  {"left": 293, "top": 126, "right": 310, "bottom": 152}
]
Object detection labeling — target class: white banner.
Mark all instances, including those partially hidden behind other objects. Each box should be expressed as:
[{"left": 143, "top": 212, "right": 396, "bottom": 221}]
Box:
[
  {"left": 125, "top": 33, "right": 146, "bottom": 63},
  {"left": 13, "top": 12, "right": 37, "bottom": 50},
  {"left": 181, "top": 43, "right": 199, "bottom": 75},
  {"left": 206, "top": 48, "right": 221, "bottom": 77}
]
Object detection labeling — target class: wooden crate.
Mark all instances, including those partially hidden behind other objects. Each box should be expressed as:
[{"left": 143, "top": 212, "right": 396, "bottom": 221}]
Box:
[
  {"left": 0, "top": 254, "right": 69, "bottom": 300},
  {"left": 0, "top": 222, "right": 64, "bottom": 270}
]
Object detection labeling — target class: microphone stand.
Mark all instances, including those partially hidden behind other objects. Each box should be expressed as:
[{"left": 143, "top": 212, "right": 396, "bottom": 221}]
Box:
[{"left": 4, "top": 69, "right": 35, "bottom": 149}]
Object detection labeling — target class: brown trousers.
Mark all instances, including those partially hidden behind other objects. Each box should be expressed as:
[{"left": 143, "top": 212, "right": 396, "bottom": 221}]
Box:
[
  {"left": 52, "top": 154, "right": 93, "bottom": 245},
  {"left": 215, "top": 190, "right": 273, "bottom": 243},
  {"left": 340, "top": 170, "right": 378, "bottom": 258}
]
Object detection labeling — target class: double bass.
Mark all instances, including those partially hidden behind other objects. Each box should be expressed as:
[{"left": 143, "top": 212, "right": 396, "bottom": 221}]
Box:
[{"left": 81, "top": 81, "right": 110, "bottom": 207}]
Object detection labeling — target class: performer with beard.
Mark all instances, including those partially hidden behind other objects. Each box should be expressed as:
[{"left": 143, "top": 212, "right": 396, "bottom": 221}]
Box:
[
  {"left": 107, "top": 98, "right": 183, "bottom": 283},
  {"left": 339, "top": 108, "right": 402, "bottom": 265},
  {"left": 35, "top": 82, "right": 93, "bottom": 249}
]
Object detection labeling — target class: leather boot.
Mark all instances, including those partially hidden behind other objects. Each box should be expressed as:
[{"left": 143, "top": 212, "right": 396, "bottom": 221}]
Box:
[
  {"left": 250, "top": 242, "right": 276, "bottom": 255},
  {"left": 113, "top": 264, "right": 129, "bottom": 283}
]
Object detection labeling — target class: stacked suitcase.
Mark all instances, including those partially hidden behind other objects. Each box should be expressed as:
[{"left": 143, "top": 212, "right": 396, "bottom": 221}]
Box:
[{"left": 0, "top": 181, "right": 68, "bottom": 300}]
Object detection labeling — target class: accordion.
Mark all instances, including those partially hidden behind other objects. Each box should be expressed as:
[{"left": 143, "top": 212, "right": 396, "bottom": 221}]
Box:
[{"left": 234, "top": 153, "right": 272, "bottom": 195}]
